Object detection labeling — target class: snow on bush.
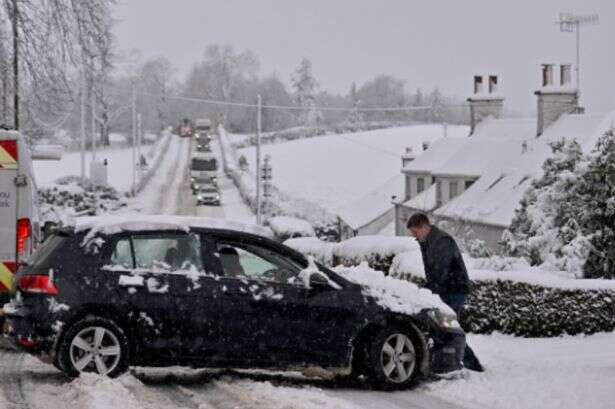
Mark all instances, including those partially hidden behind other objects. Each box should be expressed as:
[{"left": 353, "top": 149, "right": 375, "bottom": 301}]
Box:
[
  {"left": 39, "top": 177, "right": 127, "bottom": 225},
  {"left": 284, "top": 237, "right": 336, "bottom": 266},
  {"left": 334, "top": 262, "right": 453, "bottom": 316},
  {"left": 266, "top": 216, "right": 315, "bottom": 241},
  {"left": 465, "top": 256, "right": 530, "bottom": 272},
  {"left": 503, "top": 133, "right": 615, "bottom": 279},
  {"left": 389, "top": 250, "right": 425, "bottom": 280},
  {"left": 333, "top": 235, "right": 419, "bottom": 271}
]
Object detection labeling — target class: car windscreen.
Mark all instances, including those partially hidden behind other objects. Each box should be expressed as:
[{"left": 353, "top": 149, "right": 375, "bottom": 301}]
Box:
[
  {"left": 192, "top": 158, "right": 216, "bottom": 171},
  {"left": 200, "top": 187, "right": 217, "bottom": 193}
]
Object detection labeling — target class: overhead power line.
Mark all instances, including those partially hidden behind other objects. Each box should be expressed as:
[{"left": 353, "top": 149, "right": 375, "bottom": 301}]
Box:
[{"left": 136, "top": 91, "right": 468, "bottom": 112}]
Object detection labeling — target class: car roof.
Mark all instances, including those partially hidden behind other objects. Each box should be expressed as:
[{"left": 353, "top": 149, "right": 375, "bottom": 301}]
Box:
[{"left": 73, "top": 214, "right": 273, "bottom": 238}]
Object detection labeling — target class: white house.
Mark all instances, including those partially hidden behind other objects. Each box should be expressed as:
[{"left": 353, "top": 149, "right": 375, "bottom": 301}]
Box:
[{"left": 394, "top": 65, "right": 615, "bottom": 252}]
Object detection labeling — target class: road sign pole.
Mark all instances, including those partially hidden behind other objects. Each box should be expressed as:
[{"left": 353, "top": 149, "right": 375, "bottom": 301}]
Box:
[{"left": 256, "top": 94, "right": 262, "bottom": 225}]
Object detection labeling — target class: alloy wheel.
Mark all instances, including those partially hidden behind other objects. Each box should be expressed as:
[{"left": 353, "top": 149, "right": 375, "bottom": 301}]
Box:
[
  {"left": 69, "top": 326, "right": 121, "bottom": 375},
  {"left": 380, "top": 333, "right": 416, "bottom": 383}
]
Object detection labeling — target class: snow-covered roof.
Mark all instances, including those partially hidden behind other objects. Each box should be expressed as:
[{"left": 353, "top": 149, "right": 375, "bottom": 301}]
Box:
[
  {"left": 434, "top": 170, "right": 533, "bottom": 227},
  {"left": 337, "top": 174, "right": 403, "bottom": 229},
  {"left": 403, "top": 184, "right": 438, "bottom": 212},
  {"left": 433, "top": 117, "right": 535, "bottom": 178},
  {"left": 402, "top": 137, "right": 467, "bottom": 174},
  {"left": 73, "top": 214, "right": 273, "bottom": 238},
  {"left": 434, "top": 111, "right": 615, "bottom": 226}
]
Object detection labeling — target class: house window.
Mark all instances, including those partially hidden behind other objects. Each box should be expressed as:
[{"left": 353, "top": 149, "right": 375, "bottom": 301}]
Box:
[
  {"left": 436, "top": 180, "right": 442, "bottom": 206},
  {"left": 449, "top": 181, "right": 458, "bottom": 199},
  {"left": 465, "top": 180, "right": 475, "bottom": 190},
  {"left": 417, "top": 177, "right": 425, "bottom": 194}
]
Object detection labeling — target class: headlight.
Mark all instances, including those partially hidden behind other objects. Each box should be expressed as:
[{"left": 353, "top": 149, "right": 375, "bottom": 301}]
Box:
[
  {"left": 427, "top": 309, "right": 461, "bottom": 330},
  {"left": 194, "top": 184, "right": 199, "bottom": 189},
  {"left": 215, "top": 195, "right": 220, "bottom": 200}
]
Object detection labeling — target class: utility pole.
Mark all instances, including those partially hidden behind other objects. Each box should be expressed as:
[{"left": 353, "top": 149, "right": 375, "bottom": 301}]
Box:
[
  {"left": 80, "top": 74, "right": 86, "bottom": 184},
  {"left": 91, "top": 84, "right": 96, "bottom": 161},
  {"left": 131, "top": 81, "right": 137, "bottom": 196},
  {"left": 137, "top": 113, "right": 142, "bottom": 178},
  {"left": 256, "top": 94, "right": 262, "bottom": 225},
  {"left": 11, "top": 0, "right": 18, "bottom": 130}
]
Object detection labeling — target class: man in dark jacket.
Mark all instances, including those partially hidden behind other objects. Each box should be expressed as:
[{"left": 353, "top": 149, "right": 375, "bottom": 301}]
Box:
[{"left": 407, "top": 213, "right": 484, "bottom": 372}]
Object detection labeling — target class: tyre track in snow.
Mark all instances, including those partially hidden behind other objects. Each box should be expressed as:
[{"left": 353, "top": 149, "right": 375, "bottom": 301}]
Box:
[
  {"left": 160, "top": 137, "right": 190, "bottom": 214},
  {"left": 0, "top": 350, "right": 31, "bottom": 409}
]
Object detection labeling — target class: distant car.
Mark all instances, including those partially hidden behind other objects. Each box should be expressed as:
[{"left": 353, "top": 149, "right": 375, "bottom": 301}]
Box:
[
  {"left": 196, "top": 185, "right": 221, "bottom": 206},
  {"left": 4, "top": 216, "right": 465, "bottom": 388},
  {"left": 196, "top": 143, "right": 212, "bottom": 153},
  {"left": 191, "top": 177, "right": 217, "bottom": 195}
]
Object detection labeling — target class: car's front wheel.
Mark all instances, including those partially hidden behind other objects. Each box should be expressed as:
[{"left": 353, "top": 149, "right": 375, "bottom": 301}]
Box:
[
  {"left": 57, "top": 317, "right": 130, "bottom": 378},
  {"left": 364, "top": 327, "right": 420, "bottom": 389}
]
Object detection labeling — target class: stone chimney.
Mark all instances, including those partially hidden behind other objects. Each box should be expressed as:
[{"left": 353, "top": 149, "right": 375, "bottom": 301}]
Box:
[
  {"left": 467, "top": 75, "right": 504, "bottom": 135},
  {"left": 401, "top": 147, "right": 416, "bottom": 168},
  {"left": 534, "top": 63, "right": 579, "bottom": 136}
]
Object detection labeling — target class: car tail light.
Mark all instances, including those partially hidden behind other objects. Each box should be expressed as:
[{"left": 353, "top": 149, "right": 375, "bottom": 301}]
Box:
[
  {"left": 17, "top": 337, "right": 36, "bottom": 348},
  {"left": 18, "top": 275, "right": 58, "bottom": 295},
  {"left": 16, "top": 218, "right": 32, "bottom": 255}
]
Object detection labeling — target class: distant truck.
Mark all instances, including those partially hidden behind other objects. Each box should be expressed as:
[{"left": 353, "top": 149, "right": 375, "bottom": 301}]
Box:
[
  {"left": 178, "top": 118, "right": 194, "bottom": 138},
  {"left": 190, "top": 153, "right": 218, "bottom": 184},
  {"left": 0, "top": 130, "right": 62, "bottom": 318},
  {"left": 194, "top": 118, "right": 212, "bottom": 142}
]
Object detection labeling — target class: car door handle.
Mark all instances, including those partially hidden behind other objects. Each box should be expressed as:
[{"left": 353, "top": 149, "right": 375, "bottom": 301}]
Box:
[{"left": 119, "top": 275, "right": 144, "bottom": 287}]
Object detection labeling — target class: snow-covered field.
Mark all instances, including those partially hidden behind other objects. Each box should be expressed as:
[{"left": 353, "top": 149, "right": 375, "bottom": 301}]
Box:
[
  {"left": 238, "top": 125, "right": 469, "bottom": 213},
  {"left": 33, "top": 139, "right": 163, "bottom": 193}
]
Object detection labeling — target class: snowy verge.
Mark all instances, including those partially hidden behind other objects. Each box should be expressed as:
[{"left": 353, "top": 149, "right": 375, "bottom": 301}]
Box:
[
  {"left": 58, "top": 374, "right": 144, "bottom": 409},
  {"left": 133, "top": 130, "right": 172, "bottom": 194}
]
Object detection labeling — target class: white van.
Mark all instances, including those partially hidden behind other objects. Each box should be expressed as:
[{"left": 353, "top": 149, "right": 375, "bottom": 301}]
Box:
[{"left": 0, "top": 131, "right": 62, "bottom": 314}]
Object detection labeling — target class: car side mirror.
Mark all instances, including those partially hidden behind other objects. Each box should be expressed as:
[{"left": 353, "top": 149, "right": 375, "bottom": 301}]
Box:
[
  {"left": 42, "top": 221, "right": 58, "bottom": 242},
  {"left": 309, "top": 272, "right": 330, "bottom": 289}
]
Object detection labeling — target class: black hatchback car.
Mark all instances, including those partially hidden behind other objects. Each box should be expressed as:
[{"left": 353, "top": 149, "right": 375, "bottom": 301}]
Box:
[{"left": 4, "top": 216, "right": 464, "bottom": 389}]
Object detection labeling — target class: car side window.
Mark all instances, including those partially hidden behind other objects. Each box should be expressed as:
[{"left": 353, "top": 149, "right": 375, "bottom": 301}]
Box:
[
  {"left": 109, "top": 238, "right": 133, "bottom": 269},
  {"left": 132, "top": 234, "right": 203, "bottom": 272},
  {"left": 215, "top": 241, "right": 302, "bottom": 283}
]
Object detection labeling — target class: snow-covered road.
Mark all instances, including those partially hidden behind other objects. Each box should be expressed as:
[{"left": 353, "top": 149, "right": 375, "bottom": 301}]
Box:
[{"left": 3, "top": 332, "right": 614, "bottom": 409}]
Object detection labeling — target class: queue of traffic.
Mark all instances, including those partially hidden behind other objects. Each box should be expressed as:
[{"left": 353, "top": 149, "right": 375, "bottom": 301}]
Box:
[{"left": 185, "top": 118, "right": 221, "bottom": 207}]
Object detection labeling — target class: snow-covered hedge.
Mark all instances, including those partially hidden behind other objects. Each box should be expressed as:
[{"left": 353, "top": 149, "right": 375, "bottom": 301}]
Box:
[
  {"left": 334, "top": 236, "right": 418, "bottom": 272},
  {"left": 39, "top": 177, "right": 127, "bottom": 224},
  {"left": 286, "top": 235, "right": 615, "bottom": 337},
  {"left": 266, "top": 216, "right": 315, "bottom": 241},
  {"left": 284, "top": 237, "right": 336, "bottom": 265}
]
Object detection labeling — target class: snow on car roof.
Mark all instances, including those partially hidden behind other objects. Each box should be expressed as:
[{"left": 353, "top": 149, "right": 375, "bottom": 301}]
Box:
[{"left": 73, "top": 214, "right": 273, "bottom": 238}]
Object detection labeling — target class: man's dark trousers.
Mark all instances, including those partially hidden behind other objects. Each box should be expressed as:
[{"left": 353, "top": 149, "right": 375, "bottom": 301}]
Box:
[{"left": 439, "top": 293, "right": 482, "bottom": 372}]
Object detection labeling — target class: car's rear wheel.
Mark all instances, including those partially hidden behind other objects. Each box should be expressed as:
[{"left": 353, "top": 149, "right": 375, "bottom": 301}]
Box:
[
  {"left": 364, "top": 327, "right": 420, "bottom": 389},
  {"left": 57, "top": 317, "right": 129, "bottom": 378}
]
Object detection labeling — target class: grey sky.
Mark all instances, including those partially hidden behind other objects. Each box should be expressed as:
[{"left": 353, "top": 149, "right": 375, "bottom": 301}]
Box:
[{"left": 114, "top": 0, "right": 613, "bottom": 114}]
